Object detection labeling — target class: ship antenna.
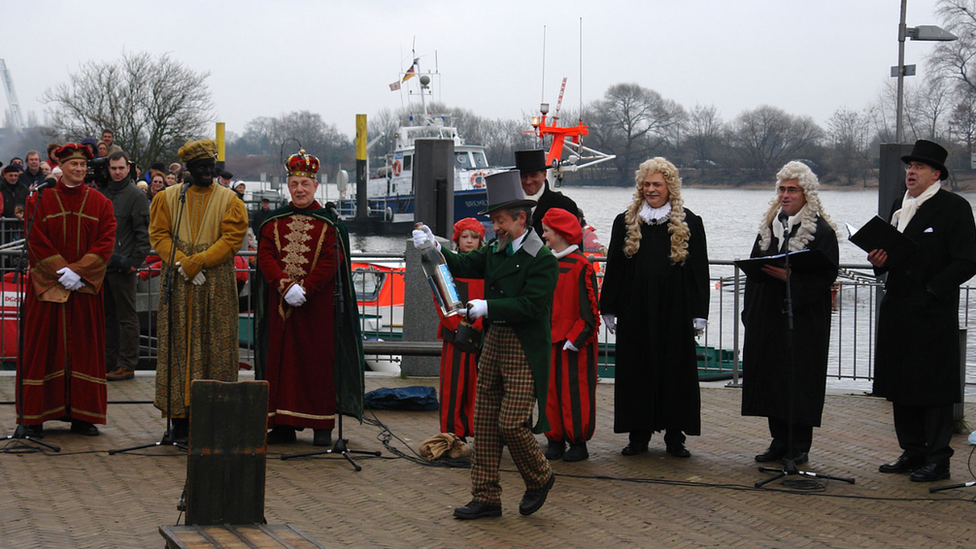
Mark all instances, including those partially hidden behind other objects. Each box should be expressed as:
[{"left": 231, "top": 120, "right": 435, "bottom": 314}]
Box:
[
  {"left": 541, "top": 25, "right": 547, "bottom": 104},
  {"left": 579, "top": 17, "right": 583, "bottom": 122}
]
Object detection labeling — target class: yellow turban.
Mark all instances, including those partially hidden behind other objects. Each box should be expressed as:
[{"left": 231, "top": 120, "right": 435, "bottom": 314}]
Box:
[{"left": 177, "top": 139, "right": 218, "bottom": 164}]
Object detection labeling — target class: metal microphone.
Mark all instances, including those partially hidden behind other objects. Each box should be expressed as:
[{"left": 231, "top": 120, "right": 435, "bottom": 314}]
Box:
[
  {"left": 325, "top": 201, "right": 339, "bottom": 217},
  {"left": 778, "top": 210, "right": 789, "bottom": 227},
  {"left": 179, "top": 173, "right": 194, "bottom": 201},
  {"left": 34, "top": 176, "right": 57, "bottom": 193}
]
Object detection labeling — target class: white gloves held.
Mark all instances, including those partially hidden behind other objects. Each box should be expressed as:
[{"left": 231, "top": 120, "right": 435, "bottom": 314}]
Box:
[
  {"left": 56, "top": 267, "right": 85, "bottom": 291},
  {"left": 411, "top": 224, "right": 440, "bottom": 251},
  {"left": 284, "top": 284, "right": 307, "bottom": 307},
  {"left": 463, "top": 299, "right": 488, "bottom": 320},
  {"left": 601, "top": 314, "right": 616, "bottom": 334},
  {"left": 176, "top": 262, "right": 207, "bottom": 286},
  {"left": 562, "top": 340, "right": 579, "bottom": 352},
  {"left": 693, "top": 318, "right": 707, "bottom": 335}
]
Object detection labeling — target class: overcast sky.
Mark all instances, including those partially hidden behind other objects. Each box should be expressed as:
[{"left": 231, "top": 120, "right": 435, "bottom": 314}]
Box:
[{"left": 1, "top": 0, "right": 948, "bottom": 140}]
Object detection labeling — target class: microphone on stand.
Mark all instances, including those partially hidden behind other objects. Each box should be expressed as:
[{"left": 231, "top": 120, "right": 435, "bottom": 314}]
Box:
[
  {"left": 179, "top": 173, "right": 194, "bottom": 202},
  {"left": 778, "top": 211, "right": 790, "bottom": 253},
  {"left": 34, "top": 176, "right": 58, "bottom": 194}
]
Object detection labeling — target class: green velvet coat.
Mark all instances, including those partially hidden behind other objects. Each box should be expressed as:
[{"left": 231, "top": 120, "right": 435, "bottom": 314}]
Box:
[{"left": 442, "top": 229, "right": 559, "bottom": 433}]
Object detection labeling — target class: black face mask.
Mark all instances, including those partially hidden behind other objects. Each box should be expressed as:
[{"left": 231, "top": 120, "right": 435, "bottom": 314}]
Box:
[{"left": 187, "top": 160, "right": 216, "bottom": 187}]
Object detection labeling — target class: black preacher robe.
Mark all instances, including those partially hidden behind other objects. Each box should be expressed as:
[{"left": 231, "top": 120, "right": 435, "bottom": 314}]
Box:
[
  {"left": 740, "top": 216, "right": 838, "bottom": 426},
  {"left": 600, "top": 209, "right": 709, "bottom": 435},
  {"left": 873, "top": 189, "right": 976, "bottom": 406}
]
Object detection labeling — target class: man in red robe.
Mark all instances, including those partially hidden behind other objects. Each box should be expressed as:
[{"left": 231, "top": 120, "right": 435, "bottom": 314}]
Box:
[
  {"left": 17, "top": 143, "right": 116, "bottom": 438},
  {"left": 257, "top": 149, "right": 363, "bottom": 447}
]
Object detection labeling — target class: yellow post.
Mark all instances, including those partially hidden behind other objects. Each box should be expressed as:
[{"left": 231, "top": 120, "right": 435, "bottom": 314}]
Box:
[
  {"left": 356, "top": 115, "right": 367, "bottom": 220},
  {"left": 216, "top": 122, "right": 226, "bottom": 162},
  {"left": 356, "top": 115, "right": 367, "bottom": 161}
]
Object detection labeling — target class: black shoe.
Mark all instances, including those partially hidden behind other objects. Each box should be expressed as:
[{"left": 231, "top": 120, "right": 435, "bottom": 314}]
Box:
[
  {"left": 666, "top": 443, "right": 691, "bottom": 458},
  {"left": 621, "top": 442, "right": 648, "bottom": 456},
  {"left": 879, "top": 453, "right": 924, "bottom": 474},
  {"left": 755, "top": 444, "right": 787, "bottom": 463},
  {"left": 783, "top": 452, "right": 808, "bottom": 466},
  {"left": 544, "top": 439, "right": 565, "bottom": 461},
  {"left": 563, "top": 442, "right": 589, "bottom": 462},
  {"left": 313, "top": 429, "right": 333, "bottom": 447},
  {"left": 266, "top": 426, "right": 297, "bottom": 445},
  {"left": 17, "top": 424, "right": 43, "bottom": 439},
  {"left": 910, "top": 462, "right": 950, "bottom": 482},
  {"left": 453, "top": 500, "right": 502, "bottom": 520},
  {"left": 519, "top": 474, "right": 555, "bottom": 516},
  {"left": 70, "top": 420, "right": 99, "bottom": 436},
  {"left": 106, "top": 368, "right": 134, "bottom": 381}
]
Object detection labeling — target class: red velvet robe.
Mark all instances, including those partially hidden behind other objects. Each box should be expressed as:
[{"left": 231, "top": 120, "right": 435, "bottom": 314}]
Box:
[
  {"left": 18, "top": 180, "right": 116, "bottom": 425},
  {"left": 258, "top": 201, "right": 337, "bottom": 430}
]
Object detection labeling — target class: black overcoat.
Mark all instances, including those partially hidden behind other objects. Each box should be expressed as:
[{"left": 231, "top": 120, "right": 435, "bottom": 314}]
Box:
[
  {"left": 873, "top": 189, "right": 976, "bottom": 406},
  {"left": 740, "top": 217, "right": 838, "bottom": 426},
  {"left": 600, "top": 209, "right": 709, "bottom": 435},
  {"left": 531, "top": 184, "right": 579, "bottom": 238}
]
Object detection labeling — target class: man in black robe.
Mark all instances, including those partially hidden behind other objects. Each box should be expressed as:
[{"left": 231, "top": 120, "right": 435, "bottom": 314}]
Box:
[
  {"left": 741, "top": 161, "right": 838, "bottom": 466},
  {"left": 600, "top": 157, "right": 709, "bottom": 458},
  {"left": 515, "top": 149, "right": 579, "bottom": 237},
  {"left": 870, "top": 140, "right": 976, "bottom": 482}
]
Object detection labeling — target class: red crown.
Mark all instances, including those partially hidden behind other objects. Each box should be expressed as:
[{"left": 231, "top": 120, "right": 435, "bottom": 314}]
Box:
[{"left": 286, "top": 149, "right": 320, "bottom": 179}]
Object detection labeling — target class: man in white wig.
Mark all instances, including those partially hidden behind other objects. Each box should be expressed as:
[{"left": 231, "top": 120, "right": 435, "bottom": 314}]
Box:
[{"left": 740, "top": 161, "right": 839, "bottom": 466}]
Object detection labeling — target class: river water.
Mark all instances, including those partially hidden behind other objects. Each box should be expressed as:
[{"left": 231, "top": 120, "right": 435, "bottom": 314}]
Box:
[{"left": 330, "top": 184, "right": 976, "bottom": 395}]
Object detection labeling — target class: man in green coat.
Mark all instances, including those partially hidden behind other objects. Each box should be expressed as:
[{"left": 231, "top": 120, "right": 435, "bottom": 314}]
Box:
[{"left": 413, "top": 170, "right": 558, "bottom": 520}]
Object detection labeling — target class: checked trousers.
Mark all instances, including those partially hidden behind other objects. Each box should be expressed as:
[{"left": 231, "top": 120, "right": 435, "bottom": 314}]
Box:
[{"left": 471, "top": 325, "right": 552, "bottom": 505}]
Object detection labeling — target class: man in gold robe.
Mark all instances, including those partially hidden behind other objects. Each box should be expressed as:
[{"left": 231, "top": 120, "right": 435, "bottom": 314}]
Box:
[{"left": 149, "top": 139, "right": 248, "bottom": 440}]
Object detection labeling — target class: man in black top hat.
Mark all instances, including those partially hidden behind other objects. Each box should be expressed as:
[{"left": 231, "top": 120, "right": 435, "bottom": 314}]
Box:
[
  {"left": 515, "top": 150, "right": 580, "bottom": 237},
  {"left": 869, "top": 139, "right": 976, "bottom": 482}
]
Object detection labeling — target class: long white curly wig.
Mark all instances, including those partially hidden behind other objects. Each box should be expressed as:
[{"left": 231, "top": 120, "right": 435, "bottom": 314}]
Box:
[
  {"left": 623, "top": 157, "right": 690, "bottom": 264},
  {"left": 757, "top": 160, "right": 838, "bottom": 252}
]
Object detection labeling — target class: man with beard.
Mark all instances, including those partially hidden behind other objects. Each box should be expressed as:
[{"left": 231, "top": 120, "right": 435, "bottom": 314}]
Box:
[
  {"left": 600, "top": 157, "right": 709, "bottom": 458},
  {"left": 515, "top": 149, "right": 579, "bottom": 237},
  {"left": 99, "top": 151, "right": 150, "bottom": 382},
  {"left": 741, "top": 161, "right": 839, "bottom": 466},
  {"left": 414, "top": 170, "right": 558, "bottom": 520},
  {"left": 17, "top": 143, "right": 116, "bottom": 438},
  {"left": 871, "top": 140, "right": 976, "bottom": 482},
  {"left": 148, "top": 139, "right": 248, "bottom": 440}
]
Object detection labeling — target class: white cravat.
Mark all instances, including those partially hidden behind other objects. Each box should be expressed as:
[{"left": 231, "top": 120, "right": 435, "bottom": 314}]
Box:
[
  {"left": 639, "top": 201, "right": 671, "bottom": 225},
  {"left": 893, "top": 181, "right": 941, "bottom": 233}
]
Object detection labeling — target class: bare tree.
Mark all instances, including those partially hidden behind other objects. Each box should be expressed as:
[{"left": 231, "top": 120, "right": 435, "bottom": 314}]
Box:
[
  {"left": 686, "top": 104, "right": 724, "bottom": 169},
  {"left": 904, "top": 75, "right": 953, "bottom": 142},
  {"left": 726, "top": 105, "right": 824, "bottom": 179},
  {"left": 231, "top": 110, "right": 352, "bottom": 179},
  {"left": 43, "top": 52, "right": 214, "bottom": 169},
  {"left": 827, "top": 107, "right": 873, "bottom": 186},
  {"left": 586, "top": 83, "right": 683, "bottom": 183},
  {"left": 931, "top": 1, "right": 976, "bottom": 95}
]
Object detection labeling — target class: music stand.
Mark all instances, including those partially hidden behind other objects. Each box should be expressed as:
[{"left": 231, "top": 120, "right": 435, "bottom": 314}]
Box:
[
  {"left": 109, "top": 183, "right": 192, "bottom": 455},
  {"left": 752, "top": 222, "right": 855, "bottom": 488},
  {"left": 281, "top": 204, "right": 379, "bottom": 470},
  {"left": 2, "top": 186, "right": 60, "bottom": 453}
]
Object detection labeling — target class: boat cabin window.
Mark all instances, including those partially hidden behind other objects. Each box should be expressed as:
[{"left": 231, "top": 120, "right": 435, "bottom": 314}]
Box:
[
  {"left": 352, "top": 268, "right": 386, "bottom": 302},
  {"left": 472, "top": 151, "right": 488, "bottom": 168},
  {"left": 402, "top": 155, "right": 412, "bottom": 171},
  {"left": 455, "top": 152, "right": 471, "bottom": 169}
]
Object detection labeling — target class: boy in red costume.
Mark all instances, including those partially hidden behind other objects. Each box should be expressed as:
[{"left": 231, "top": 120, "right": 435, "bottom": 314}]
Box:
[{"left": 540, "top": 208, "right": 599, "bottom": 461}]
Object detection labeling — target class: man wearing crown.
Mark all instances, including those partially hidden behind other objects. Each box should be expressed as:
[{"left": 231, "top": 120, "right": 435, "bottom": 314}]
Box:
[
  {"left": 256, "top": 150, "right": 365, "bottom": 446},
  {"left": 17, "top": 143, "right": 116, "bottom": 438},
  {"left": 148, "top": 139, "right": 248, "bottom": 441}
]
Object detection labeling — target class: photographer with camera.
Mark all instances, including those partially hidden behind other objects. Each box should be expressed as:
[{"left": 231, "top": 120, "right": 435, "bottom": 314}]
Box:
[{"left": 98, "top": 151, "right": 150, "bottom": 382}]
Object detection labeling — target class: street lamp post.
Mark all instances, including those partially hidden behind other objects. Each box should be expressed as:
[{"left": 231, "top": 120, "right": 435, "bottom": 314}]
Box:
[{"left": 894, "top": 0, "right": 957, "bottom": 143}]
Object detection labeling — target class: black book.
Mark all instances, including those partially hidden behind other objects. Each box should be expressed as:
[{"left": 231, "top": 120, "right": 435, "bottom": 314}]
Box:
[
  {"left": 846, "top": 216, "right": 918, "bottom": 267},
  {"left": 734, "top": 248, "right": 836, "bottom": 279}
]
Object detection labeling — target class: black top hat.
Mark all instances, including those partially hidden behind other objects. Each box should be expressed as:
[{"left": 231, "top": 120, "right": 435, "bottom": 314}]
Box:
[
  {"left": 902, "top": 139, "right": 949, "bottom": 181},
  {"left": 515, "top": 149, "right": 549, "bottom": 173},
  {"left": 478, "top": 170, "right": 537, "bottom": 215}
]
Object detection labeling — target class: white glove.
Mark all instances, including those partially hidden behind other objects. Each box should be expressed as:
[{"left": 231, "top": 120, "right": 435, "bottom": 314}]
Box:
[
  {"left": 284, "top": 284, "right": 307, "bottom": 307},
  {"left": 56, "top": 267, "right": 84, "bottom": 291},
  {"left": 601, "top": 314, "right": 616, "bottom": 334},
  {"left": 693, "top": 318, "right": 707, "bottom": 336},
  {"left": 192, "top": 270, "right": 207, "bottom": 286},
  {"left": 563, "top": 340, "right": 579, "bottom": 352},
  {"left": 176, "top": 261, "right": 189, "bottom": 281},
  {"left": 466, "top": 299, "right": 488, "bottom": 319},
  {"left": 412, "top": 224, "right": 437, "bottom": 249}
]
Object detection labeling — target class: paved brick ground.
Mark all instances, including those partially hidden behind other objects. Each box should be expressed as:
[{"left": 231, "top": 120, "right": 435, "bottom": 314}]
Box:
[{"left": 1, "top": 372, "right": 976, "bottom": 548}]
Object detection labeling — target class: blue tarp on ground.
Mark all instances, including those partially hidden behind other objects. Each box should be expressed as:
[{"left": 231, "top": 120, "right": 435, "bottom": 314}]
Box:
[{"left": 364, "top": 386, "right": 438, "bottom": 411}]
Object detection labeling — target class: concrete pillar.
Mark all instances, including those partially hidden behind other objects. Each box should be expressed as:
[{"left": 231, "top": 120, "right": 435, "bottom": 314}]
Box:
[{"left": 401, "top": 139, "right": 454, "bottom": 377}]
